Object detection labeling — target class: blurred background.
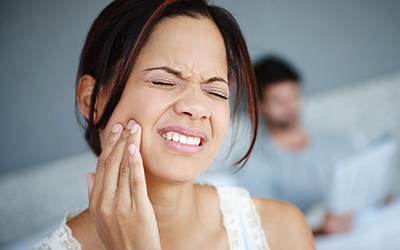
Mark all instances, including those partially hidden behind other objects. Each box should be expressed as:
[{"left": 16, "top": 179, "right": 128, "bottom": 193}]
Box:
[{"left": 0, "top": 0, "right": 399, "bottom": 249}]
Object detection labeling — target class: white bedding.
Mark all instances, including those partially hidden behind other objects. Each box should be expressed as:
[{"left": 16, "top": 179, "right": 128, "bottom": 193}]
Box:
[{"left": 315, "top": 198, "right": 400, "bottom": 250}]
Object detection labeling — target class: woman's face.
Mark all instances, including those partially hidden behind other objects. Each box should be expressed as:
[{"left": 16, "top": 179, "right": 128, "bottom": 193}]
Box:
[{"left": 99, "top": 16, "right": 230, "bottom": 183}]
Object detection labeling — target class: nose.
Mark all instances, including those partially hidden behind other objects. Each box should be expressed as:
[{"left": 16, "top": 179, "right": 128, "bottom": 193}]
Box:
[{"left": 173, "top": 88, "right": 211, "bottom": 121}]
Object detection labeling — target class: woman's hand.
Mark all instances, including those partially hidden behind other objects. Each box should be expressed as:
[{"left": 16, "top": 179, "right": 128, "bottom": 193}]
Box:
[{"left": 86, "top": 119, "right": 161, "bottom": 250}]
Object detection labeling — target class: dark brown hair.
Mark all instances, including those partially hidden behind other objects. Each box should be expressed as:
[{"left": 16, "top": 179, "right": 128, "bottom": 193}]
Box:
[
  {"left": 74, "top": 0, "right": 258, "bottom": 168},
  {"left": 254, "top": 55, "right": 301, "bottom": 101}
]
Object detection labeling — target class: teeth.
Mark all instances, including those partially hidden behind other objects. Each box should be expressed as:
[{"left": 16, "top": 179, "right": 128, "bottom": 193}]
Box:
[
  {"left": 179, "top": 135, "right": 187, "bottom": 144},
  {"left": 161, "top": 132, "right": 201, "bottom": 146},
  {"left": 172, "top": 133, "right": 180, "bottom": 142},
  {"left": 167, "top": 132, "right": 172, "bottom": 141}
]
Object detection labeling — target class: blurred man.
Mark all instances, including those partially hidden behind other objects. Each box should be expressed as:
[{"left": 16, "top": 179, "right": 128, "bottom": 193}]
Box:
[{"left": 234, "top": 56, "right": 359, "bottom": 235}]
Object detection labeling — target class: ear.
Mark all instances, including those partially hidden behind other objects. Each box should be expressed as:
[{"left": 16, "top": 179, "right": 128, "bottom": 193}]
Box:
[{"left": 76, "top": 74, "right": 99, "bottom": 123}]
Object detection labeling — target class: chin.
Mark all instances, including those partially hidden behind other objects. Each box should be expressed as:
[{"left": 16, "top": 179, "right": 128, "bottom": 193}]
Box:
[
  {"left": 143, "top": 156, "right": 209, "bottom": 183},
  {"left": 143, "top": 159, "right": 206, "bottom": 184}
]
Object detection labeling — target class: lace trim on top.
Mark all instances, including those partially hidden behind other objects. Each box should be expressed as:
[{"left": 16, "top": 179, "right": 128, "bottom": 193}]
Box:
[
  {"left": 32, "top": 184, "right": 270, "bottom": 250},
  {"left": 215, "top": 185, "right": 270, "bottom": 250},
  {"left": 31, "top": 209, "right": 83, "bottom": 250}
]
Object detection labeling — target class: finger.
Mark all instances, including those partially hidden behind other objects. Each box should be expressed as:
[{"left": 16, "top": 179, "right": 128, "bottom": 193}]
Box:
[
  {"left": 128, "top": 124, "right": 147, "bottom": 197},
  {"left": 101, "top": 127, "right": 132, "bottom": 198},
  {"left": 116, "top": 123, "right": 140, "bottom": 203},
  {"left": 344, "top": 213, "right": 354, "bottom": 221},
  {"left": 128, "top": 125, "right": 148, "bottom": 206},
  {"left": 336, "top": 222, "right": 351, "bottom": 232},
  {"left": 89, "top": 123, "right": 123, "bottom": 202},
  {"left": 341, "top": 216, "right": 353, "bottom": 228},
  {"left": 129, "top": 144, "right": 148, "bottom": 205},
  {"left": 130, "top": 122, "right": 142, "bottom": 149},
  {"left": 331, "top": 216, "right": 352, "bottom": 233},
  {"left": 337, "top": 214, "right": 352, "bottom": 224}
]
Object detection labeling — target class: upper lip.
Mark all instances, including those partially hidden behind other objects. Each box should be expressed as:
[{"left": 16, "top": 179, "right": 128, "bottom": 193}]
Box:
[{"left": 157, "top": 124, "right": 208, "bottom": 144}]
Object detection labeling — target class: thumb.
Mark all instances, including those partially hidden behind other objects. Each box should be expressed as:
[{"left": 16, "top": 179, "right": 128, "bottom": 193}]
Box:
[{"left": 86, "top": 172, "right": 95, "bottom": 199}]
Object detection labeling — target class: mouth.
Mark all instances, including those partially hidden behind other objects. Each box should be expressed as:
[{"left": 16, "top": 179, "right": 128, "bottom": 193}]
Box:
[
  {"left": 157, "top": 125, "right": 208, "bottom": 154},
  {"left": 161, "top": 132, "right": 203, "bottom": 146}
]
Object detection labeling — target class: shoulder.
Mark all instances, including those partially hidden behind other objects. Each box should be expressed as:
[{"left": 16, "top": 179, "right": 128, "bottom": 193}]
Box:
[
  {"left": 252, "top": 196, "right": 315, "bottom": 250},
  {"left": 32, "top": 210, "right": 87, "bottom": 250},
  {"left": 66, "top": 208, "right": 107, "bottom": 250},
  {"left": 309, "top": 128, "right": 351, "bottom": 143}
]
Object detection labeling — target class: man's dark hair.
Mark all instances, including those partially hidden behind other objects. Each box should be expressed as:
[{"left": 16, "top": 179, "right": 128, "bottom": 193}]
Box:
[{"left": 253, "top": 56, "right": 301, "bottom": 100}]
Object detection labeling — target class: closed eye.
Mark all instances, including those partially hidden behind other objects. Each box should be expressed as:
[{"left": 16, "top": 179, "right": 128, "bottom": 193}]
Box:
[
  {"left": 205, "top": 90, "right": 229, "bottom": 100},
  {"left": 152, "top": 81, "right": 175, "bottom": 86}
]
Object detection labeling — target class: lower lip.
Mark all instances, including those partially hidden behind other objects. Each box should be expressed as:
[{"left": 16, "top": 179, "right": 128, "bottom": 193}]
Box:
[{"left": 159, "top": 134, "right": 204, "bottom": 154}]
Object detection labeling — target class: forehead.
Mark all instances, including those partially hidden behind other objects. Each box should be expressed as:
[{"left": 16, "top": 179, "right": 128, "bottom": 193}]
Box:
[
  {"left": 135, "top": 15, "right": 228, "bottom": 80},
  {"left": 264, "top": 81, "right": 300, "bottom": 96}
]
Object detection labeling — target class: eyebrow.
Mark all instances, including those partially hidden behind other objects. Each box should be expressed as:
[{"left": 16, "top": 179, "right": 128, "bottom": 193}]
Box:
[{"left": 143, "top": 66, "right": 228, "bottom": 85}]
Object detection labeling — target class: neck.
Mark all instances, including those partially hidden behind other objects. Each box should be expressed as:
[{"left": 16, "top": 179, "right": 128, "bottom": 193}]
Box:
[
  {"left": 266, "top": 122, "right": 309, "bottom": 150},
  {"left": 145, "top": 174, "right": 198, "bottom": 232}
]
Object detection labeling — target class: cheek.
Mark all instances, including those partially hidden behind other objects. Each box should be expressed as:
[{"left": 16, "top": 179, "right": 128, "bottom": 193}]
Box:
[
  {"left": 120, "top": 85, "right": 171, "bottom": 126},
  {"left": 99, "top": 87, "right": 168, "bottom": 148},
  {"left": 293, "top": 99, "right": 301, "bottom": 110},
  {"left": 269, "top": 100, "right": 285, "bottom": 114},
  {"left": 211, "top": 102, "right": 230, "bottom": 147}
]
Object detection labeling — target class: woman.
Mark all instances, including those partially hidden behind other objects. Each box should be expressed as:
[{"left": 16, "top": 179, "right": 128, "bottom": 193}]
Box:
[{"left": 33, "top": 0, "right": 314, "bottom": 249}]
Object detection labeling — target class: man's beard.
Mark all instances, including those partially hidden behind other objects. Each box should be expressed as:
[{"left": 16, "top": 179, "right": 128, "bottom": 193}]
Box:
[{"left": 264, "top": 116, "right": 297, "bottom": 130}]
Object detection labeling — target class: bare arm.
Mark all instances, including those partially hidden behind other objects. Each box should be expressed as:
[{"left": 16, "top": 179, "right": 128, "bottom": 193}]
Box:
[{"left": 253, "top": 197, "right": 315, "bottom": 250}]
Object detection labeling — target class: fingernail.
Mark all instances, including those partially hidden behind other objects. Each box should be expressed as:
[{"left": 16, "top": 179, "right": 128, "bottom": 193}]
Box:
[
  {"left": 127, "top": 119, "right": 136, "bottom": 129},
  {"left": 128, "top": 144, "right": 136, "bottom": 155},
  {"left": 111, "top": 123, "right": 122, "bottom": 133},
  {"left": 130, "top": 124, "right": 139, "bottom": 134}
]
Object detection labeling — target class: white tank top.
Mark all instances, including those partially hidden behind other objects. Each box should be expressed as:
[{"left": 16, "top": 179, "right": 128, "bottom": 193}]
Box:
[{"left": 31, "top": 185, "right": 270, "bottom": 250}]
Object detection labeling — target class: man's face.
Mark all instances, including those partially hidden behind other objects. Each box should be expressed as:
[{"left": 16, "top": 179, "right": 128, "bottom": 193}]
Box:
[{"left": 260, "top": 80, "right": 302, "bottom": 129}]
